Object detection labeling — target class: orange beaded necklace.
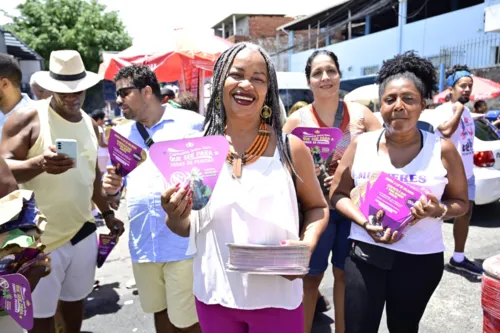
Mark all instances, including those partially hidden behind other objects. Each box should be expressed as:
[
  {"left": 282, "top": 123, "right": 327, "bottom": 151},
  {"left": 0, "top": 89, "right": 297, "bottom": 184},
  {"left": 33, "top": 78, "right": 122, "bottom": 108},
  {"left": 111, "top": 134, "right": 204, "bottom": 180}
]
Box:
[{"left": 226, "top": 120, "right": 270, "bottom": 178}]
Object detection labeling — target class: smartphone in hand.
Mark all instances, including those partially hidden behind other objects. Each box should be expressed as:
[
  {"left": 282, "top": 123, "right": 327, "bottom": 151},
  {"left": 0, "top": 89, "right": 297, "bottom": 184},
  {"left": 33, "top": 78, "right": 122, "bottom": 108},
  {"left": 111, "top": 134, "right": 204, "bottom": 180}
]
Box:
[{"left": 55, "top": 139, "right": 78, "bottom": 168}]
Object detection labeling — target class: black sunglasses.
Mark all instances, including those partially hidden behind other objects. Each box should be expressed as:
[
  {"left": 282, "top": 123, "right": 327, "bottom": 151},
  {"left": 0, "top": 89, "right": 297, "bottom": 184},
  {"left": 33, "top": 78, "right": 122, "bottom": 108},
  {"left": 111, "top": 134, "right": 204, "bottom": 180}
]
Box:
[{"left": 116, "top": 85, "right": 140, "bottom": 98}]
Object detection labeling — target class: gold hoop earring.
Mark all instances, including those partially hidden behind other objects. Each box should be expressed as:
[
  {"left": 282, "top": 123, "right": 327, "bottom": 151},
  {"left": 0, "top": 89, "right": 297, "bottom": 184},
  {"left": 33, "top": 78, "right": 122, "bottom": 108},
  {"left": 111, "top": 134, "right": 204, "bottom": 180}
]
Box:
[{"left": 260, "top": 105, "right": 272, "bottom": 119}]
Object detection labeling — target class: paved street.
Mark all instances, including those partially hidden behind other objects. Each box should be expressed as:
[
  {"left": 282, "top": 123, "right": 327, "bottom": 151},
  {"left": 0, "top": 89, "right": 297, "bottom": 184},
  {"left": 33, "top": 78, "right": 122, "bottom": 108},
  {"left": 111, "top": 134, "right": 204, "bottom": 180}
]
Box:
[{"left": 82, "top": 200, "right": 500, "bottom": 333}]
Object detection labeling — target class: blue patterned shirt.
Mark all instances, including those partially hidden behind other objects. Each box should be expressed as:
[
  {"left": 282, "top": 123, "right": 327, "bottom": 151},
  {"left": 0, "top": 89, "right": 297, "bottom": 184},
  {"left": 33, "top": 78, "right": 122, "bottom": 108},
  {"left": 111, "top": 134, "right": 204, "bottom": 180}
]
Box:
[{"left": 113, "top": 105, "right": 204, "bottom": 263}]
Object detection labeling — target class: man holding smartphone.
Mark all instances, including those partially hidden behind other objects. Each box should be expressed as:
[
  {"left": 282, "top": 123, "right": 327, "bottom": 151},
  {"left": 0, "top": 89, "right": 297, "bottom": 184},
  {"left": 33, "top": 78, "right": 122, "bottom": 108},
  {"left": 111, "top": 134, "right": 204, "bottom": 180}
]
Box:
[
  {"left": 429, "top": 65, "right": 482, "bottom": 276},
  {"left": 0, "top": 50, "right": 125, "bottom": 333},
  {"left": 103, "top": 65, "right": 204, "bottom": 333}
]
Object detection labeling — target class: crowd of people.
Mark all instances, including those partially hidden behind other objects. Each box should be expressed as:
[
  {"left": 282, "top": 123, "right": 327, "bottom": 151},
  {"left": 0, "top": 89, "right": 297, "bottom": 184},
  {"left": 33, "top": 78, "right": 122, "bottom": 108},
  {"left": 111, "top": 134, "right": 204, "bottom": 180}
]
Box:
[{"left": 0, "top": 40, "right": 490, "bottom": 333}]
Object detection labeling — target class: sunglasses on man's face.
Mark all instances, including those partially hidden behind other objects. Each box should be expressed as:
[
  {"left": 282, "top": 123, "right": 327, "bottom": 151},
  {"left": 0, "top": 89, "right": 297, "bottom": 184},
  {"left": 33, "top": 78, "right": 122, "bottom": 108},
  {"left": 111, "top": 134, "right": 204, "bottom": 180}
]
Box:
[{"left": 116, "top": 86, "right": 139, "bottom": 98}]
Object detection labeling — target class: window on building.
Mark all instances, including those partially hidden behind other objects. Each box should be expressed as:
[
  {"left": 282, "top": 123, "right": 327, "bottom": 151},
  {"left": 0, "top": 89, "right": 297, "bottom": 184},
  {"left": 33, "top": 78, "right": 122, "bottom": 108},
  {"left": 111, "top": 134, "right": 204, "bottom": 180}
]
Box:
[{"left": 495, "top": 46, "right": 500, "bottom": 65}]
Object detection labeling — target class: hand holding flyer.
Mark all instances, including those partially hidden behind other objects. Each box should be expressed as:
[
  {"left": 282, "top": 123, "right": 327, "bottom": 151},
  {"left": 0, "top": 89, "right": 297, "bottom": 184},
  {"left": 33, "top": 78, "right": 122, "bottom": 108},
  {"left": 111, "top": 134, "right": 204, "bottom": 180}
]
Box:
[
  {"left": 291, "top": 127, "right": 343, "bottom": 165},
  {"left": 96, "top": 234, "right": 118, "bottom": 268},
  {"left": 149, "top": 136, "right": 229, "bottom": 210},
  {"left": 108, "top": 130, "right": 147, "bottom": 177},
  {"left": 351, "top": 172, "right": 426, "bottom": 240}
]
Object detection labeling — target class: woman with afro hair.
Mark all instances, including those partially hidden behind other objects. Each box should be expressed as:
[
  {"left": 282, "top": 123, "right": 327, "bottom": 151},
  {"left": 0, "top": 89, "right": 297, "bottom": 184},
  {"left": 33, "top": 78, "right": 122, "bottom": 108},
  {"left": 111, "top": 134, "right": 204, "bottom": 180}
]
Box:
[{"left": 328, "top": 51, "right": 469, "bottom": 333}]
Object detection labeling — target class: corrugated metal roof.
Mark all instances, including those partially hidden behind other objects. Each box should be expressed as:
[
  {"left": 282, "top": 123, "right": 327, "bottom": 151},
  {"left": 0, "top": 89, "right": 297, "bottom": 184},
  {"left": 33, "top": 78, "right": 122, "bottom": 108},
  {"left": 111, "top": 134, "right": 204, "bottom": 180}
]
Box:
[
  {"left": 0, "top": 28, "right": 44, "bottom": 61},
  {"left": 277, "top": 0, "right": 351, "bottom": 31}
]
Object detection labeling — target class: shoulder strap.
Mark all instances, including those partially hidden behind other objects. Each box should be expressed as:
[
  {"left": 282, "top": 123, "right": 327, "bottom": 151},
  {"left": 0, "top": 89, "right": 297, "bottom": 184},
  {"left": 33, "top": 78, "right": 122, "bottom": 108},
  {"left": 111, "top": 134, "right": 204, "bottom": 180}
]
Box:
[
  {"left": 333, "top": 100, "right": 344, "bottom": 128},
  {"left": 136, "top": 122, "right": 154, "bottom": 148}
]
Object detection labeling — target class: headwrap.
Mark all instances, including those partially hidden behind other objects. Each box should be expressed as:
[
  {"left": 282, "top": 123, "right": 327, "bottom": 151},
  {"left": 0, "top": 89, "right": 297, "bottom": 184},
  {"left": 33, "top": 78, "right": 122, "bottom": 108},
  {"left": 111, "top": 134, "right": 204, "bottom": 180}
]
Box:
[{"left": 446, "top": 70, "right": 472, "bottom": 87}]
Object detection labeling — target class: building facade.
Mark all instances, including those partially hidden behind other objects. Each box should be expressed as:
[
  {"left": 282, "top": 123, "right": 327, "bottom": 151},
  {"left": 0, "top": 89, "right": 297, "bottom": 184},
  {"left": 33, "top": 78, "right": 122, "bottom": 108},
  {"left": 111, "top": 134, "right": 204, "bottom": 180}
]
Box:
[
  {"left": 212, "top": 13, "right": 308, "bottom": 71},
  {"left": 0, "top": 28, "right": 44, "bottom": 97},
  {"left": 280, "top": 0, "right": 500, "bottom": 93}
]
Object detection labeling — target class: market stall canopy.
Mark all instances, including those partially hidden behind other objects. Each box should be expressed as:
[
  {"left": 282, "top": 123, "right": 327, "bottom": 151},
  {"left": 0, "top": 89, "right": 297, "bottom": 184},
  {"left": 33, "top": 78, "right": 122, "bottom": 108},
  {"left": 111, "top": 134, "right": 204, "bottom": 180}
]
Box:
[
  {"left": 344, "top": 84, "right": 379, "bottom": 106},
  {"left": 99, "top": 29, "right": 233, "bottom": 83}
]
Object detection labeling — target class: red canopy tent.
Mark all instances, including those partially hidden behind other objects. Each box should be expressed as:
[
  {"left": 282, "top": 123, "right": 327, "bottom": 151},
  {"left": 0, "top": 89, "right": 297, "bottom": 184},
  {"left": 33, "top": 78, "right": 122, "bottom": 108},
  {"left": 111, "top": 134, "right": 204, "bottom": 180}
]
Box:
[
  {"left": 99, "top": 29, "right": 233, "bottom": 114},
  {"left": 433, "top": 75, "right": 500, "bottom": 103}
]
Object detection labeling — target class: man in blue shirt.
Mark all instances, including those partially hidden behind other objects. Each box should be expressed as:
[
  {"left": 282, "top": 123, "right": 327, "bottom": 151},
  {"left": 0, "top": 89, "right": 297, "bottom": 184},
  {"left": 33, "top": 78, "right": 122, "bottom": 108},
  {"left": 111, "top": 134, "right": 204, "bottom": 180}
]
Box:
[
  {"left": 103, "top": 65, "right": 203, "bottom": 333},
  {"left": 0, "top": 54, "right": 32, "bottom": 140}
]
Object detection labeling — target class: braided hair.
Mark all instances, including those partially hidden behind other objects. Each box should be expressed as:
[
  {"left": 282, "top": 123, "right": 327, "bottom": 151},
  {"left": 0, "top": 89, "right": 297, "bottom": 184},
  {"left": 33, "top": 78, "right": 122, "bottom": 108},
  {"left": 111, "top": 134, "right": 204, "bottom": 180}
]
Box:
[
  {"left": 204, "top": 42, "right": 295, "bottom": 172},
  {"left": 376, "top": 51, "right": 437, "bottom": 100}
]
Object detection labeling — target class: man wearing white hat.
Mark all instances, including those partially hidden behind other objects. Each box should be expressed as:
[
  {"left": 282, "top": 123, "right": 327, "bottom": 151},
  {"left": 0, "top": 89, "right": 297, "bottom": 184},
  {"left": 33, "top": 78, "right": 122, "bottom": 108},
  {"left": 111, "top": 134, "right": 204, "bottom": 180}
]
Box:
[{"left": 0, "top": 50, "right": 125, "bottom": 333}]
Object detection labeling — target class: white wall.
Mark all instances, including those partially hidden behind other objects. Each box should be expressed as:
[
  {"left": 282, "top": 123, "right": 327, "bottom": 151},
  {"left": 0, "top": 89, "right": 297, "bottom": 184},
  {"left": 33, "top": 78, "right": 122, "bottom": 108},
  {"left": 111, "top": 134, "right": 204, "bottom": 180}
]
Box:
[
  {"left": 236, "top": 16, "right": 249, "bottom": 36},
  {"left": 291, "top": 2, "right": 500, "bottom": 78}
]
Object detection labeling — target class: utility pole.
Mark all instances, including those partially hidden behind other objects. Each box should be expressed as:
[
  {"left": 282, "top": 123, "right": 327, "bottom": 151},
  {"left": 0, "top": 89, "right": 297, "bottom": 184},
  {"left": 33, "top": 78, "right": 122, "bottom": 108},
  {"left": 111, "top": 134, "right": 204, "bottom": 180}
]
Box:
[{"left": 398, "top": 0, "right": 407, "bottom": 54}]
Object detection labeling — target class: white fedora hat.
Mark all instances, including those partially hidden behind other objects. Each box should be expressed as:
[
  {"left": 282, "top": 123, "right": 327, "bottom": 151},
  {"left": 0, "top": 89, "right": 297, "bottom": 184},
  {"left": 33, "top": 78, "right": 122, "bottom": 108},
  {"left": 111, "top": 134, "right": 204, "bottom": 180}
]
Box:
[{"left": 32, "top": 50, "right": 101, "bottom": 93}]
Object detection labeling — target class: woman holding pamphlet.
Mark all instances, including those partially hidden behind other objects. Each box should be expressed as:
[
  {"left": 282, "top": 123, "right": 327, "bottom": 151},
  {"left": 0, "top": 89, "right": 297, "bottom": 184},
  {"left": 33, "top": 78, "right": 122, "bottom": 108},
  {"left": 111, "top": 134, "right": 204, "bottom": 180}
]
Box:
[
  {"left": 161, "top": 43, "right": 329, "bottom": 333},
  {"left": 330, "top": 52, "right": 469, "bottom": 333},
  {"left": 283, "top": 50, "right": 381, "bottom": 333}
]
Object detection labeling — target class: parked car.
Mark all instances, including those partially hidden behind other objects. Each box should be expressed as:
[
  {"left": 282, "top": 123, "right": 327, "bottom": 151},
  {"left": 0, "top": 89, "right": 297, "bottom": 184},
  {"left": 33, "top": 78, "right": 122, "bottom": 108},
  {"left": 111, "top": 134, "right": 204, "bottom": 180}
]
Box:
[
  {"left": 485, "top": 110, "right": 500, "bottom": 125},
  {"left": 470, "top": 113, "right": 500, "bottom": 205},
  {"left": 373, "top": 111, "right": 500, "bottom": 205}
]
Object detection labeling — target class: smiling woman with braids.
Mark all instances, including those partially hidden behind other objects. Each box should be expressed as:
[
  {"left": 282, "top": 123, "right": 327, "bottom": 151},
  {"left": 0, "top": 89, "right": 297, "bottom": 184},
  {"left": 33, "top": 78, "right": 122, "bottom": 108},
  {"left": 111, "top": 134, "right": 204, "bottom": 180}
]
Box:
[
  {"left": 160, "top": 43, "right": 328, "bottom": 333},
  {"left": 329, "top": 52, "right": 469, "bottom": 333}
]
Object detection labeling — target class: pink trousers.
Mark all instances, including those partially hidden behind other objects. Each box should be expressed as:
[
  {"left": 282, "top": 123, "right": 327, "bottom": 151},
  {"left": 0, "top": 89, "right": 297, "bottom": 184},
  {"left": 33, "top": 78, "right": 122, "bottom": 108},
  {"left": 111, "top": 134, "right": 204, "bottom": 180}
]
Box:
[{"left": 195, "top": 299, "right": 304, "bottom": 333}]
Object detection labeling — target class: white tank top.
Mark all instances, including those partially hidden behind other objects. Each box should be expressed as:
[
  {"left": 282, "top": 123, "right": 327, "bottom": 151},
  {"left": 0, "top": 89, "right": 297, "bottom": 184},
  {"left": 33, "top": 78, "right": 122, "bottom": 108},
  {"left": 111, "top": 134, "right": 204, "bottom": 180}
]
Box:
[
  {"left": 351, "top": 129, "right": 448, "bottom": 254},
  {"left": 187, "top": 138, "right": 302, "bottom": 310}
]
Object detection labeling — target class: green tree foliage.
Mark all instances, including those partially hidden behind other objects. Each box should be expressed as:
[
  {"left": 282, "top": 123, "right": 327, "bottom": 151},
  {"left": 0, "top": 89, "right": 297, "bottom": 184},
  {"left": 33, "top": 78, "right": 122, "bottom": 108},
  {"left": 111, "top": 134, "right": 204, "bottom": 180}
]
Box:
[
  {"left": 4, "top": 0, "right": 132, "bottom": 111},
  {"left": 5, "top": 0, "right": 132, "bottom": 73}
]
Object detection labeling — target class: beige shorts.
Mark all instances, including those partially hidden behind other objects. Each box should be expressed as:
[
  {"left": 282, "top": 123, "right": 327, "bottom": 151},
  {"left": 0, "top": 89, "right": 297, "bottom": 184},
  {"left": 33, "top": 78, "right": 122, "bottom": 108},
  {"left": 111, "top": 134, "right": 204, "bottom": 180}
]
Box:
[
  {"left": 132, "top": 258, "right": 197, "bottom": 328},
  {"left": 0, "top": 315, "right": 24, "bottom": 333}
]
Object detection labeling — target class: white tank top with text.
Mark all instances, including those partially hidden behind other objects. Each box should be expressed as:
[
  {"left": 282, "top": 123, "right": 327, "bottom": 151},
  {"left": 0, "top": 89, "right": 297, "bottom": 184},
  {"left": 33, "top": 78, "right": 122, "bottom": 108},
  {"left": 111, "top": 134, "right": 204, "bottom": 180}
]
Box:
[{"left": 351, "top": 129, "right": 448, "bottom": 255}]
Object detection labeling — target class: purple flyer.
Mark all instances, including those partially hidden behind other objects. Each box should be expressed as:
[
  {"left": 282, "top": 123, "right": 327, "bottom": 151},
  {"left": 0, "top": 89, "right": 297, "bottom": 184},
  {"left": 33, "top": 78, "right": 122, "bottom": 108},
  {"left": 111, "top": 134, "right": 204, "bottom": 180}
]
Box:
[
  {"left": 108, "top": 129, "right": 148, "bottom": 177},
  {"left": 149, "top": 136, "right": 229, "bottom": 210},
  {"left": 354, "top": 172, "right": 425, "bottom": 237},
  {"left": 291, "top": 127, "right": 343, "bottom": 164},
  {"left": 96, "top": 234, "right": 117, "bottom": 268},
  {"left": 13, "top": 248, "right": 42, "bottom": 273},
  {"left": 0, "top": 273, "right": 34, "bottom": 330}
]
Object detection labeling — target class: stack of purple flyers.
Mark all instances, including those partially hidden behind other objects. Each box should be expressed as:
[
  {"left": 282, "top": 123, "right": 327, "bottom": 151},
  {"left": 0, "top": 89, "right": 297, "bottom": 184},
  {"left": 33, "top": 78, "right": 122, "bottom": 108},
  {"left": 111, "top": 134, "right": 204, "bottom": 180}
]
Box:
[
  {"left": 291, "top": 127, "right": 343, "bottom": 165},
  {"left": 353, "top": 172, "right": 425, "bottom": 238},
  {"left": 149, "top": 136, "right": 229, "bottom": 211},
  {"left": 0, "top": 273, "right": 34, "bottom": 330},
  {"left": 226, "top": 244, "right": 310, "bottom": 275},
  {"left": 108, "top": 129, "right": 148, "bottom": 177}
]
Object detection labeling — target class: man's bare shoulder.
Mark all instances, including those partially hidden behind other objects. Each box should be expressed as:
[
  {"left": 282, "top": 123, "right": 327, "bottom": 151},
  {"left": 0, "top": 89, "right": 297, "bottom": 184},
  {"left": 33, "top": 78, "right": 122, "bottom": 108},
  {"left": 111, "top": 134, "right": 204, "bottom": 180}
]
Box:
[
  {"left": 7, "top": 105, "right": 39, "bottom": 128},
  {"left": 2, "top": 105, "right": 41, "bottom": 144}
]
